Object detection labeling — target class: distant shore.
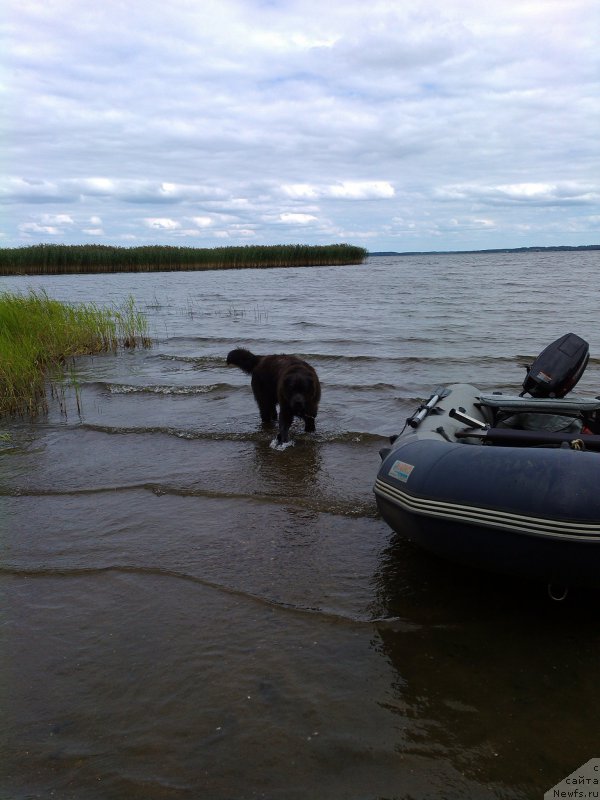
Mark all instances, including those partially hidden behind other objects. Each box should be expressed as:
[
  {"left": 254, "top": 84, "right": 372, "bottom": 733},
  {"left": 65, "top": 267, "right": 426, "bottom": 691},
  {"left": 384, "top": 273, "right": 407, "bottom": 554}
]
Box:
[
  {"left": 369, "top": 244, "right": 600, "bottom": 256},
  {"left": 0, "top": 243, "right": 368, "bottom": 276}
]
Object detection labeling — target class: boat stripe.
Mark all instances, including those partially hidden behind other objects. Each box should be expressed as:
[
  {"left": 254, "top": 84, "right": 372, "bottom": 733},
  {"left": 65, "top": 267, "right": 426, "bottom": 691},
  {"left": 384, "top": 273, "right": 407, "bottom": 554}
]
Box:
[{"left": 373, "top": 479, "right": 600, "bottom": 541}]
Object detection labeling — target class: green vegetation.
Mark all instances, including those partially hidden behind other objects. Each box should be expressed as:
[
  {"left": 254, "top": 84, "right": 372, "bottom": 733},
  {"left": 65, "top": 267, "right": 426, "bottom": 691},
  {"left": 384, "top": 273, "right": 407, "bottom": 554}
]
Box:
[
  {"left": 0, "top": 243, "right": 368, "bottom": 275},
  {"left": 0, "top": 291, "right": 150, "bottom": 416}
]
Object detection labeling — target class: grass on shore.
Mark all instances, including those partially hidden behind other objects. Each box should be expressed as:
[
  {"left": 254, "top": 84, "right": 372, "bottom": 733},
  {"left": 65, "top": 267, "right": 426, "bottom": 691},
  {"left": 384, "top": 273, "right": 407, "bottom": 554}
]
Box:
[
  {"left": 0, "top": 243, "right": 368, "bottom": 275},
  {"left": 0, "top": 291, "right": 150, "bottom": 417}
]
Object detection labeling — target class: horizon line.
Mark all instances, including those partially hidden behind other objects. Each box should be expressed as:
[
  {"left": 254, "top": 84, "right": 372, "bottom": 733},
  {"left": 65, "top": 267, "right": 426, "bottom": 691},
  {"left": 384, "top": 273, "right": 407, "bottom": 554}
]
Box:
[{"left": 369, "top": 244, "right": 600, "bottom": 256}]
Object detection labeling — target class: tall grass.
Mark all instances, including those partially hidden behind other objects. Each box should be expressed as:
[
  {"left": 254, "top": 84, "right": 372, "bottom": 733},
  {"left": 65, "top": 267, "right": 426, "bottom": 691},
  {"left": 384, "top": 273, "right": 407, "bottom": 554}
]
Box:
[
  {"left": 0, "top": 243, "right": 368, "bottom": 275},
  {"left": 0, "top": 291, "right": 150, "bottom": 416}
]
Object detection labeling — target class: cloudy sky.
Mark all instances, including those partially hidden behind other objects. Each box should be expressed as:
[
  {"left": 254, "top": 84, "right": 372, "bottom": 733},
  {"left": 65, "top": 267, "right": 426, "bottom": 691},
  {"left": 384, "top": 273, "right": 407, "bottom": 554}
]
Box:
[{"left": 3, "top": 0, "right": 599, "bottom": 252}]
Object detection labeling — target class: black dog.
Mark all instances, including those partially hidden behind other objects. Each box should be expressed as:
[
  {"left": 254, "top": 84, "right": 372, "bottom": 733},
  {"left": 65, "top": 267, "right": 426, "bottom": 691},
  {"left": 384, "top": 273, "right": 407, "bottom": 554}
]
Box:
[{"left": 226, "top": 348, "right": 321, "bottom": 443}]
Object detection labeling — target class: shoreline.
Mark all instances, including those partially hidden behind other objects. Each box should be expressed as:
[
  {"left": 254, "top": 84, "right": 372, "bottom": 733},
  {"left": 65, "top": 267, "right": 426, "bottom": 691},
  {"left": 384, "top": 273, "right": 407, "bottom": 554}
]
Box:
[
  {"left": 370, "top": 244, "right": 600, "bottom": 256},
  {"left": 0, "top": 243, "right": 368, "bottom": 276}
]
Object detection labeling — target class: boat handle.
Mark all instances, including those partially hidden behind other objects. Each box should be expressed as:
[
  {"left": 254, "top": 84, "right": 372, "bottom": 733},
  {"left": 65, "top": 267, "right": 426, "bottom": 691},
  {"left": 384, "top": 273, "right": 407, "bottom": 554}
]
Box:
[
  {"left": 449, "top": 407, "right": 488, "bottom": 429},
  {"left": 407, "top": 386, "right": 450, "bottom": 428}
]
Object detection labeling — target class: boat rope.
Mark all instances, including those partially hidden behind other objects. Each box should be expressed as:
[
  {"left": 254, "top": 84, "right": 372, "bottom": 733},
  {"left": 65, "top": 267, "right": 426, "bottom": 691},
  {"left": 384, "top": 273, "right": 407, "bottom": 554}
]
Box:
[
  {"left": 389, "top": 420, "right": 409, "bottom": 444},
  {"left": 570, "top": 438, "right": 585, "bottom": 450},
  {"left": 435, "top": 425, "right": 452, "bottom": 442}
]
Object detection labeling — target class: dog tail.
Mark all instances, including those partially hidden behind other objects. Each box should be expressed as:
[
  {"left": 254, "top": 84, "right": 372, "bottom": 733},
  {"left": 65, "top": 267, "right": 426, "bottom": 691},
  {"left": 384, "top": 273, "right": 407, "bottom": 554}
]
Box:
[{"left": 226, "top": 348, "right": 261, "bottom": 374}]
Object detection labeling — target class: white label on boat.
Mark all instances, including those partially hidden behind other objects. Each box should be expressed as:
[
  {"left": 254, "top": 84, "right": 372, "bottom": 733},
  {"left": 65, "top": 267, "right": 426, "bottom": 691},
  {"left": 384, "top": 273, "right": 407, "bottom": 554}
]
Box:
[{"left": 389, "top": 460, "right": 414, "bottom": 483}]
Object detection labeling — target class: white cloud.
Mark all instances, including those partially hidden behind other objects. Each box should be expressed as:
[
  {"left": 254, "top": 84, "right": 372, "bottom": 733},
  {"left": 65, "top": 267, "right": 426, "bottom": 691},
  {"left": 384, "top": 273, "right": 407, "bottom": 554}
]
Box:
[
  {"left": 448, "top": 217, "right": 496, "bottom": 230},
  {"left": 17, "top": 213, "right": 75, "bottom": 236},
  {"left": 79, "top": 178, "right": 116, "bottom": 195},
  {"left": 19, "top": 222, "right": 61, "bottom": 235},
  {"left": 41, "top": 213, "right": 74, "bottom": 225},
  {"left": 279, "top": 213, "right": 318, "bottom": 224},
  {"left": 189, "top": 216, "right": 213, "bottom": 228},
  {"left": 0, "top": 178, "right": 224, "bottom": 205},
  {"left": 330, "top": 182, "right": 395, "bottom": 200},
  {"left": 280, "top": 184, "right": 319, "bottom": 200},
  {"left": 143, "top": 218, "right": 181, "bottom": 230},
  {"left": 281, "top": 182, "right": 395, "bottom": 200},
  {"left": 436, "top": 181, "right": 600, "bottom": 206}
]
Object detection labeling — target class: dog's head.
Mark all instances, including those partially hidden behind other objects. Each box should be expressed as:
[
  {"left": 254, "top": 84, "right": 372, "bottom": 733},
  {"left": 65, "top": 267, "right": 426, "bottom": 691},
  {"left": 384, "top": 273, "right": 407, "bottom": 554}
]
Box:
[{"left": 282, "top": 372, "right": 316, "bottom": 415}]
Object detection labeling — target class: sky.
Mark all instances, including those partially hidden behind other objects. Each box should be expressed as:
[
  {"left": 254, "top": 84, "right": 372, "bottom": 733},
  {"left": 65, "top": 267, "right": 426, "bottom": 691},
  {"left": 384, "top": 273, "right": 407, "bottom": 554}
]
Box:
[{"left": 2, "top": 0, "right": 599, "bottom": 252}]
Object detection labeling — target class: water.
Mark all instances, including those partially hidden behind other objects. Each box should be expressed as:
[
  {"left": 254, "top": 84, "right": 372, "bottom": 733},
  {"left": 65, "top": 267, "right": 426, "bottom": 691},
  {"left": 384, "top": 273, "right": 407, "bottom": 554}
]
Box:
[{"left": 2, "top": 251, "right": 600, "bottom": 799}]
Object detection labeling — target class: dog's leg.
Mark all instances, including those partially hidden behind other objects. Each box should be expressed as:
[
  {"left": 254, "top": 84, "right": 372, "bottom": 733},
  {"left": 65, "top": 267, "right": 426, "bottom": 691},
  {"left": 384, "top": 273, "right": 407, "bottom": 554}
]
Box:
[
  {"left": 278, "top": 407, "right": 294, "bottom": 443},
  {"left": 257, "top": 401, "right": 277, "bottom": 425},
  {"left": 252, "top": 380, "right": 278, "bottom": 425},
  {"left": 303, "top": 415, "right": 316, "bottom": 433}
]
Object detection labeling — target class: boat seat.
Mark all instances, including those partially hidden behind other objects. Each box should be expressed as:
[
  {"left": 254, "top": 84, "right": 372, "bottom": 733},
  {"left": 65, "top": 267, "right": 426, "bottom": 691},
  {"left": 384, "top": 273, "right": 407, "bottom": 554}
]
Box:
[
  {"left": 476, "top": 393, "right": 600, "bottom": 434},
  {"left": 477, "top": 393, "right": 600, "bottom": 414}
]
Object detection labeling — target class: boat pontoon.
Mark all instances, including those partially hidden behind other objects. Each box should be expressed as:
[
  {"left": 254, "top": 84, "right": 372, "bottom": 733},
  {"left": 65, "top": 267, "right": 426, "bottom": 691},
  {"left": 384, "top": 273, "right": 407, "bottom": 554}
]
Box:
[{"left": 374, "top": 334, "right": 600, "bottom": 588}]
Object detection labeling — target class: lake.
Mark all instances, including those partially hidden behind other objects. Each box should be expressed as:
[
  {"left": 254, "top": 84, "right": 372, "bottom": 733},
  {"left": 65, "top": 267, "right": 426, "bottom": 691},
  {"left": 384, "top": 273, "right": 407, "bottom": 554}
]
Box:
[{"left": 2, "top": 251, "right": 600, "bottom": 799}]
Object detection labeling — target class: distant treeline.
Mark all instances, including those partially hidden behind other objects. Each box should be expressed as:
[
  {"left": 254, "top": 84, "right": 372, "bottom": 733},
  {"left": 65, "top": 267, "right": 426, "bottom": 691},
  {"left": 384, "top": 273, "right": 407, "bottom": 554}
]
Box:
[
  {"left": 370, "top": 244, "right": 600, "bottom": 256},
  {"left": 0, "top": 243, "right": 368, "bottom": 275}
]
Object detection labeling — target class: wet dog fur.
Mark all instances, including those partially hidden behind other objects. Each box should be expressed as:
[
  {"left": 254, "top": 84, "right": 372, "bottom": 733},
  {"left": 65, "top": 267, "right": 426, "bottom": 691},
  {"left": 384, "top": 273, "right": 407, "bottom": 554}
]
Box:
[{"left": 226, "top": 348, "right": 321, "bottom": 443}]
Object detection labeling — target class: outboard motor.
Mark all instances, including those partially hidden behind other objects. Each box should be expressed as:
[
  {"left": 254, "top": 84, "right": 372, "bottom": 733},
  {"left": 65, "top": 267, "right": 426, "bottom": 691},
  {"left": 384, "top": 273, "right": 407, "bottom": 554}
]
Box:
[{"left": 522, "top": 332, "right": 589, "bottom": 398}]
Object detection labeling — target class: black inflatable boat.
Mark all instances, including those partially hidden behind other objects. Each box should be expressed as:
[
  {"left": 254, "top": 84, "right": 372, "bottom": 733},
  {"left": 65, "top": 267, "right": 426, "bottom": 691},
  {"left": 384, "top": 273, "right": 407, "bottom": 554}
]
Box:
[{"left": 374, "top": 334, "right": 600, "bottom": 588}]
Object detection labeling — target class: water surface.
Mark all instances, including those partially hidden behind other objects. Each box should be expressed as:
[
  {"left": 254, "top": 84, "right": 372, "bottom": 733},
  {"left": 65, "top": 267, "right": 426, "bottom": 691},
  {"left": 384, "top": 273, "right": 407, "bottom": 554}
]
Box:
[{"left": 2, "top": 251, "right": 600, "bottom": 799}]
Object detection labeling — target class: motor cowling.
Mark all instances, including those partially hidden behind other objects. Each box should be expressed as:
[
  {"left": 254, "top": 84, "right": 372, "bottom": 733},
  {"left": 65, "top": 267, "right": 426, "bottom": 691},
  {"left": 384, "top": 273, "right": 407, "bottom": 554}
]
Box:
[{"left": 522, "top": 332, "right": 589, "bottom": 398}]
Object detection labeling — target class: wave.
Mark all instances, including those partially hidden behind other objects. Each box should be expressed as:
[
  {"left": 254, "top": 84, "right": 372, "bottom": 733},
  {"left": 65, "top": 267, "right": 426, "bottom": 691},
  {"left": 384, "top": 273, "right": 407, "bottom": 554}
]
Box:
[
  {"left": 77, "top": 423, "right": 387, "bottom": 445},
  {"left": 155, "top": 335, "right": 242, "bottom": 344},
  {"left": 150, "top": 351, "right": 525, "bottom": 367},
  {"left": 325, "top": 382, "right": 398, "bottom": 392},
  {"left": 152, "top": 353, "right": 225, "bottom": 365},
  {"left": 307, "top": 353, "right": 531, "bottom": 365},
  {"left": 145, "top": 484, "right": 379, "bottom": 518},
  {"left": 80, "top": 377, "right": 539, "bottom": 400},
  {"left": 144, "top": 351, "right": 600, "bottom": 387},
  {"left": 0, "top": 482, "right": 379, "bottom": 519},
  {"left": 0, "top": 563, "right": 404, "bottom": 627},
  {"left": 95, "top": 382, "right": 236, "bottom": 396},
  {"left": 290, "top": 320, "right": 324, "bottom": 328}
]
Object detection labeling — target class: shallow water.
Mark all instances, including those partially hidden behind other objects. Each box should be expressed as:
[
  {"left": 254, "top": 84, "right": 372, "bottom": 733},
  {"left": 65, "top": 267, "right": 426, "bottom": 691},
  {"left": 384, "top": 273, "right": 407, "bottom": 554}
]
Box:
[{"left": 2, "top": 251, "right": 600, "bottom": 799}]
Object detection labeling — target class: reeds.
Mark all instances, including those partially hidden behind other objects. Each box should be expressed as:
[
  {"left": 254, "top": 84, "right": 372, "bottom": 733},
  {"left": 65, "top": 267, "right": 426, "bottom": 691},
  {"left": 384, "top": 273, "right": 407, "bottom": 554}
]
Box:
[
  {"left": 0, "top": 291, "right": 150, "bottom": 416},
  {"left": 0, "top": 244, "right": 368, "bottom": 275}
]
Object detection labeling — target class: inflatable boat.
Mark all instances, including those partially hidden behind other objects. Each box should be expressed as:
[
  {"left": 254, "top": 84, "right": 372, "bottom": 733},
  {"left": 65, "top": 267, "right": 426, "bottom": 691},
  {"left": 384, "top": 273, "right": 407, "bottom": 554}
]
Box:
[{"left": 374, "top": 334, "right": 600, "bottom": 588}]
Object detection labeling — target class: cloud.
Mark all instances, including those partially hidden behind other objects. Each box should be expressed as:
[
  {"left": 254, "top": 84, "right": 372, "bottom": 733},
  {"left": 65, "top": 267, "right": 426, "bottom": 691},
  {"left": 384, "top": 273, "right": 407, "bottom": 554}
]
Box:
[
  {"left": 143, "top": 218, "right": 181, "bottom": 230},
  {"left": 0, "top": 178, "right": 225, "bottom": 205},
  {"left": 279, "top": 213, "right": 318, "bottom": 224},
  {"left": 281, "top": 182, "right": 395, "bottom": 200},
  {"left": 17, "top": 213, "right": 75, "bottom": 237},
  {"left": 41, "top": 213, "right": 74, "bottom": 225},
  {"left": 189, "top": 216, "right": 214, "bottom": 228},
  {"left": 448, "top": 217, "right": 496, "bottom": 230},
  {"left": 19, "top": 222, "right": 62, "bottom": 236},
  {"left": 436, "top": 181, "right": 600, "bottom": 206},
  {"left": 2, "top": 0, "right": 598, "bottom": 250},
  {"left": 0, "top": 178, "right": 74, "bottom": 204}
]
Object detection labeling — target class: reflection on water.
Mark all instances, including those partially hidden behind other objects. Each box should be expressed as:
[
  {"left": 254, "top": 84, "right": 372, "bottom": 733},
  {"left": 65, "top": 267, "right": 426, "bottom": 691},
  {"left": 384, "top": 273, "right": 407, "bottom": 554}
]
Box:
[
  {"left": 373, "top": 534, "right": 600, "bottom": 792},
  {"left": 2, "top": 252, "right": 600, "bottom": 799},
  {"left": 252, "top": 435, "right": 324, "bottom": 501}
]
